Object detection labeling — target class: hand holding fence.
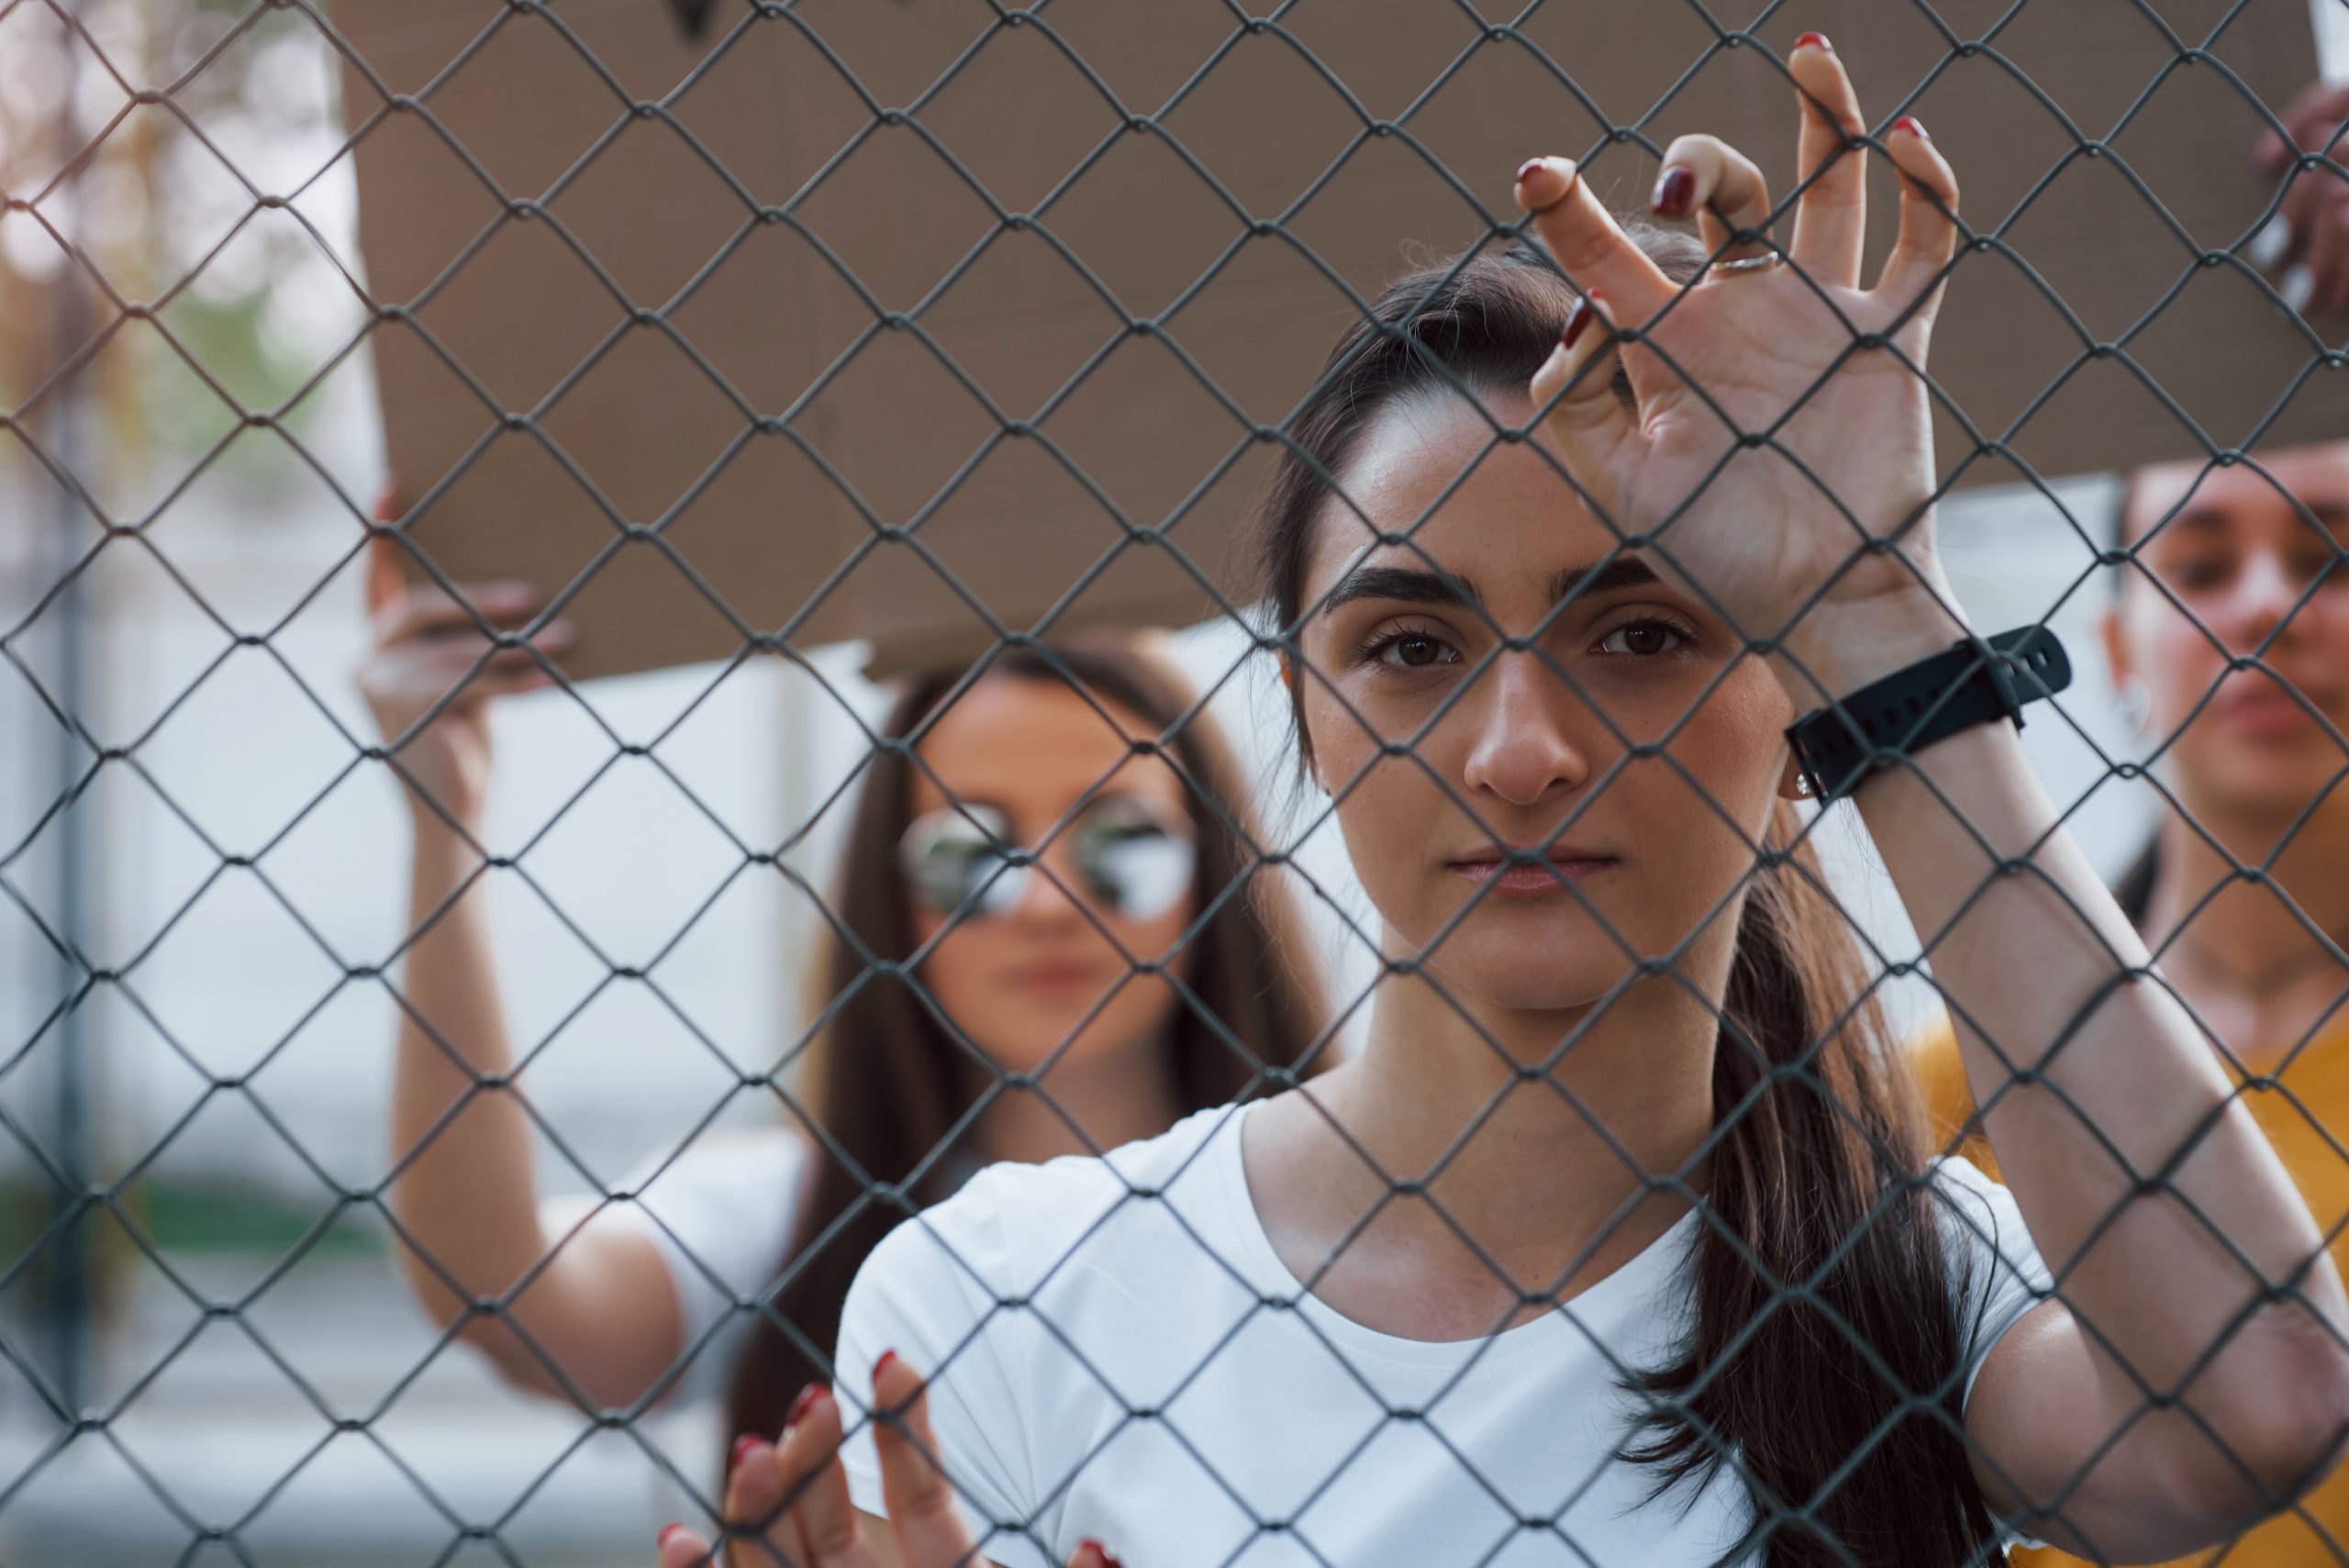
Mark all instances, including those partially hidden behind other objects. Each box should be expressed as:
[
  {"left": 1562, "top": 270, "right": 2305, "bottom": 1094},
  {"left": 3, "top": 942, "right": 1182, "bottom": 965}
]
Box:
[
  {"left": 657, "top": 1352, "right": 1115, "bottom": 1568},
  {"left": 2256, "top": 76, "right": 2349, "bottom": 310},
  {"left": 1513, "top": 42, "right": 1966, "bottom": 698}
]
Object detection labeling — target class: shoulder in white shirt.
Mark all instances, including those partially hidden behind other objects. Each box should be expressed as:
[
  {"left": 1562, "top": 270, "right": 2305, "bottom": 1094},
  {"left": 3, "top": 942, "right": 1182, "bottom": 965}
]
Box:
[{"left": 833, "top": 1100, "right": 2053, "bottom": 1568}]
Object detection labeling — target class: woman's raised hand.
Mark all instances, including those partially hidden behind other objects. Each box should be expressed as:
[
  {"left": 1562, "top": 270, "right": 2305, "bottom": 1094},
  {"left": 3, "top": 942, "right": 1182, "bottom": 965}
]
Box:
[
  {"left": 355, "top": 484, "right": 573, "bottom": 824},
  {"left": 1511, "top": 37, "right": 1965, "bottom": 698},
  {"left": 2254, "top": 77, "right": 2349, "bottom": 313},
  {"left": 655, "top": 1352, "right": 1120, "bottom": 1568}
]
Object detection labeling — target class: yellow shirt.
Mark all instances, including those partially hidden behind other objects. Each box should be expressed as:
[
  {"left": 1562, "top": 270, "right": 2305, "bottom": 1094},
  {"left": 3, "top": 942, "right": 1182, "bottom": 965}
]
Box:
[{"left": 1912, "top": 1013, "right": 2349, "bottom": 1565}]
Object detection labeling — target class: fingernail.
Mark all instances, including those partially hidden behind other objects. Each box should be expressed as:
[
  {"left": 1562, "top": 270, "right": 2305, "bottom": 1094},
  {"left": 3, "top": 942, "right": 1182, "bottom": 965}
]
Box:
[
  {"left": 729, "top": 1433, "right": 762, "bottom": 1471},
  {"left": 788, "top": 1382, "right": 827, "bottom": 1425},
  {"left": 2248, "top": 214, "right": 2293, "bottom": 272},
  {"left": 658, "top": 1523, "right": 688, "bottom": 1547},
  {"left": 1515, "top": 157, "right": 1546, "bottom": 186},
  {"left": 1561, "top": 295, "right": 1594, "bottom": 352},
  {"left": 874, "top": 1349, "right": 900, "bottom": 1381},
  {"left": 1893, "top": 115, "right": 1929, "bottom": 142},
  {"left": 1082, "top": 1540, "right": 1124, "bottom": 1568},
  {"left": 1794, "top": 31, "right": 1831, "bottom": 52},
  {"left": 2282, "top": 263, "right": 2314, "bottom": 314},
  {"left": 1653, "top": 166, "right": 1695, "bottom": 217}
]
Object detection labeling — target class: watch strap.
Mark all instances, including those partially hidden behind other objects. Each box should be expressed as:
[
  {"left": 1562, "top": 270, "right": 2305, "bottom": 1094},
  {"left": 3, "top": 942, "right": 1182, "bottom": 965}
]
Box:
[{"left": 1788, "top": 625, "right": 2073, "bottom": 801}]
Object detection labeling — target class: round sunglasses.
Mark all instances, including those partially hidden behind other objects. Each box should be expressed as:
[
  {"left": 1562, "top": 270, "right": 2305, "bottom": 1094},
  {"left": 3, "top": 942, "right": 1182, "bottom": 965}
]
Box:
[{"left": 897, "top": 795, "right": 1196, "bottom": 921}]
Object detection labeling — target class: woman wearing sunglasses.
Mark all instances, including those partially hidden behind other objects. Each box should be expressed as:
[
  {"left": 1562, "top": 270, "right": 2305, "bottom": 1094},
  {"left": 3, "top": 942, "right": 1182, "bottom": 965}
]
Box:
[
  {"left": 1911, "top": 435, "right": 2349, "bottom": 1567},
  {"left": 662, "top": 41, "right": 2349, "bottom": 1568},
  {"left": 359, "top": 573, "right": 1326, "bottom": 1456}
]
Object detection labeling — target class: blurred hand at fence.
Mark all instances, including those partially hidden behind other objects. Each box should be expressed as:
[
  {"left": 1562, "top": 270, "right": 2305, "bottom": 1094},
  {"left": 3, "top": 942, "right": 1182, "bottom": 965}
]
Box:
[
  {"left": 1511, "top": 39, "right": 1966, "bottom": 704},
  {"left": 357, "top": 484, "right": 574, "bottom": 824},
  {"left": 655, "top": 1354, "right": 1119, "bottom": 1568},
  {"left": 2254, "top": 79, "right": 2349, "bottom": 314}
]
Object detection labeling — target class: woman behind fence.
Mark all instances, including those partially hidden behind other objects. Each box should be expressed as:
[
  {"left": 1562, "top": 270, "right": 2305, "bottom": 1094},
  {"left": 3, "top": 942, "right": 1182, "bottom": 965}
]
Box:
[
  {"left": 356, "top": 584, "right": 1324, "bottom": 1453},
  {"left": 1909, "top": 434, "right": 2349, "bottom": 1566},
  {"left": 658, "top": 41, "right": 2349, "bottom": 1568}
]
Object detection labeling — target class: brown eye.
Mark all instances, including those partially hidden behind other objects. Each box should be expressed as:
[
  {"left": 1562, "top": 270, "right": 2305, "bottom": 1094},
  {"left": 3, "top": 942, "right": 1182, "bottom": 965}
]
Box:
[
  {"left": 1599, "top": 619, "right": 1689, "bottom": 657},
  {"left": 2166, "top": 560, "right": 2226, "bottom": 590},
  {"left": 1373, "top": 631, "right": 1456, "bottom": 669}
]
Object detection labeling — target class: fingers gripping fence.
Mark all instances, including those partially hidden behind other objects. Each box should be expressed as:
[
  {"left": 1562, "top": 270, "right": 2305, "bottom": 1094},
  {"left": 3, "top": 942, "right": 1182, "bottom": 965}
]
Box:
[{"left": 3, "top": 1, "right": 2348, "bottom": 1565}]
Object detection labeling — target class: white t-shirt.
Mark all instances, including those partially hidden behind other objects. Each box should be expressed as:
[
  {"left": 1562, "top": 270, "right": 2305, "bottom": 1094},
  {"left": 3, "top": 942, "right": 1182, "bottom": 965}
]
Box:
[
  {"left": 836, "top": 1101, "right": 2054, "bottom": 1568},
  {"left": 542, "top": 1125, "right": 807, "bottom": 1407}
]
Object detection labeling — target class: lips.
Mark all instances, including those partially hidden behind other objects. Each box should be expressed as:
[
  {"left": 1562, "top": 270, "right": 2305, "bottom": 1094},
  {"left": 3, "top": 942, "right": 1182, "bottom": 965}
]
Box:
[
  {"left": 2210, "top": 678, "right": 2338, "bottom": 739},
  {"left": 1446, "top": 846, "right": 1619, "bottom": 897},
  {"left": 1004, "top": 959, "right": 1108, "bottom": 990}
]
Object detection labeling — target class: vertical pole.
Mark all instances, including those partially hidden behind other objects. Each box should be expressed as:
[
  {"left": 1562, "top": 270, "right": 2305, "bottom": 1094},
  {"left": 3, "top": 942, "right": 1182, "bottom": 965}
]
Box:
[{"left": 39, "top": 0, "right": 95, "bottom": 1418}]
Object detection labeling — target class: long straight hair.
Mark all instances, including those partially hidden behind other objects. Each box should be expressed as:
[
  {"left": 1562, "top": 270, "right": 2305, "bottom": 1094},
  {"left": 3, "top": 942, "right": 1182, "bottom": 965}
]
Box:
[
  {"left": 1247, "top": 237, "right": 1991, "bottom": 1567},
  {"left": 721, "top": 642, "right": 1326, "bottom": 1451}
]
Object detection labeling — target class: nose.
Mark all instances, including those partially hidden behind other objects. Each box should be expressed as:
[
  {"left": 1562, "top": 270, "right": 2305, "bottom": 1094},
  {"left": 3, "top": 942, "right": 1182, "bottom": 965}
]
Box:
[
  {"left": 1003, "top": 838, "right": 1089, "bottom": 928},
  {"left": 1457, "top": 650, "right": 1594, "bottom": 807},
  {"left": 2224, "top": 547, "right": 2310, "bottom": 658}
]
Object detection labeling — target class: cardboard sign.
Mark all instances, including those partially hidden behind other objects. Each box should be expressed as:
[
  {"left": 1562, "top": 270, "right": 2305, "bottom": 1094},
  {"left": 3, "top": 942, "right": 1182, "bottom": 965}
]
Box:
[{"left": 335, "top": 0, "right": 2338, "bottom": 680}]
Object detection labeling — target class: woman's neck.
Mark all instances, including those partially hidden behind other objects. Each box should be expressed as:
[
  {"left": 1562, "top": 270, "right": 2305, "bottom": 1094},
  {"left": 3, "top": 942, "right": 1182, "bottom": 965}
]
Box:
[
  {"left": 2145, "top": 792, "right": 2349, "bottom": 1047},
  {"left": 1255, "top": 962, "right": 1719, "bottom": 1322}
]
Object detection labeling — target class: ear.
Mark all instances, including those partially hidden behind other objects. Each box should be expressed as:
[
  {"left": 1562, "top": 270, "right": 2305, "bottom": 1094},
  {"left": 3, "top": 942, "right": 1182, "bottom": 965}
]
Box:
[
  {"left": 1776, "top": 749, "right": 1814, "bottom": 803},
  {"left": 2097, "top": 600, "right": 2132, "bottom": 695}
]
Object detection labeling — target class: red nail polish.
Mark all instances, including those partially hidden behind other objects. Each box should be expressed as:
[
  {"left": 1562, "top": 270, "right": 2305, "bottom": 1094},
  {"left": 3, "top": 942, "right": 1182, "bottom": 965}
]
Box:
[
  {"left": 1794, "top": 31, "right": 1831, "bottom": 52},
  {"left": 1515, "top": 157, "right": 1546, "bottom": 186},
  {"left": 788, "top": 1382, "right": 827, "bottom": 1425},
  {"left": 729, "top": 1433, "right": 762, "bottom": 1471},
  {"left": 658, "top": 1523, "right": 688, "bottom": 1547},
  {"left": 1654, "top": 166, "right": 1696, "bottom": 217},
  {"left": 874, "top": 1349, "right": 900, "bottom": 1381},
  {"left": 1082, "top": 1540, "right": 1124, "bottom": 1568},
  {"left": 1561, "top": 296, "right": 1593, "bottom": 352},
  {"left": 1894, "top": 115, "right": 1929, "bottom": 142}
]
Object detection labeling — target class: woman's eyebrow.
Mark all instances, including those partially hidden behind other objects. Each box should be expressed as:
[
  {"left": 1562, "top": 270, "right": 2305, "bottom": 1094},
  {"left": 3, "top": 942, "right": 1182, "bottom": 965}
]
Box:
[
  {"left": 1550, "top": 557, "right": 1663, "bottom": 601},
  {"left": 1316, "top": 564, "right": 1479, "bottom": 616},
  {"left": 1317, "top": 555, "right": 1664, "bottom": 617}
]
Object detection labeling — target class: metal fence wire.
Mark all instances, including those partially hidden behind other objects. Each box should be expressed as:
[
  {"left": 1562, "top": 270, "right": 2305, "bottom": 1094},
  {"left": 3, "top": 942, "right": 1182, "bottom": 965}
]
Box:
[{"left": 4, "top": 0, "right": 2349, "bottom": 1564}]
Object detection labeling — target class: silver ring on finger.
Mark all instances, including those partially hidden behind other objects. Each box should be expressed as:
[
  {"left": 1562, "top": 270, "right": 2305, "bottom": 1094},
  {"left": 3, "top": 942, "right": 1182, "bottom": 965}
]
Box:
[{"left": 1711, "top": 251, "right": 1784, "bottom": 276}]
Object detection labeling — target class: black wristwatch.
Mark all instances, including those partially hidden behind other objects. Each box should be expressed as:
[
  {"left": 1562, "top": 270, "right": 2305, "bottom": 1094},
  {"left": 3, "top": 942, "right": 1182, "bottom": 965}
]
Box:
[{"left": 1786, "top": 625, "right": 2073, "bottom": 802}]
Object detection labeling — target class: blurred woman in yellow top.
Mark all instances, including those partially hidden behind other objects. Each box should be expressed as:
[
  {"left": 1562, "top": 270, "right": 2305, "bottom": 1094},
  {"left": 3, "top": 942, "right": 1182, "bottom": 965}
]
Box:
[{"left": 1913, "top": 436, "right": 2349, "bottom": 1564}]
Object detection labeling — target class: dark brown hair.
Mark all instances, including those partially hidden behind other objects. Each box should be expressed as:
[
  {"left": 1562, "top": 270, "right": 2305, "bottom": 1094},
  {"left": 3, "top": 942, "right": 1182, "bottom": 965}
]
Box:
[
  {"left": 720, "top": 641, "right": 1326, "bottom": 1449},
  {"left": 1249, "top": 235, "right": 1989, "bottom": 1567}
]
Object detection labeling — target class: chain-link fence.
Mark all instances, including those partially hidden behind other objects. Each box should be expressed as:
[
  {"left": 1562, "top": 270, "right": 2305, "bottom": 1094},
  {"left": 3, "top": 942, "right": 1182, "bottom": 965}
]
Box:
[{"left": 6, "top": 1, "right": 2349, "bottom": 1565}]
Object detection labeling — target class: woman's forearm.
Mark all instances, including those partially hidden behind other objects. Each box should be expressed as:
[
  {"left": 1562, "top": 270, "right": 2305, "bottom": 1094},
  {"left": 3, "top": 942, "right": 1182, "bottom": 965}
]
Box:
[
  {"left": 387, "top": 814, "right": 566, "bottom": 1386},
  {"left": 1823, "top": 613, "right": 2349, "bottom": 1506}
]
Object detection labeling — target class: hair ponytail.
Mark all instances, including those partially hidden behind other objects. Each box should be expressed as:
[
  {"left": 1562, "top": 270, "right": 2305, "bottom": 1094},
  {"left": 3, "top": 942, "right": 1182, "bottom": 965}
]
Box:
[{"left": 1616, "top": 802, "right": 1988, "bottom": 1566}]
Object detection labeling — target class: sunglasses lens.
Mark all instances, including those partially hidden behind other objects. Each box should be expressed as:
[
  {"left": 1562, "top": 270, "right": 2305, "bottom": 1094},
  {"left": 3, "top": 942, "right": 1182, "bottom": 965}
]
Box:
[
  {"left": 902, "top": 800, "right": 1191, "bottom": 920},
  {"left": 902, "top": 807, "right": 1022, "bottom": 915},
  {"left": 1075, "top": 799, "right": 1194, "bottom": 920}
]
